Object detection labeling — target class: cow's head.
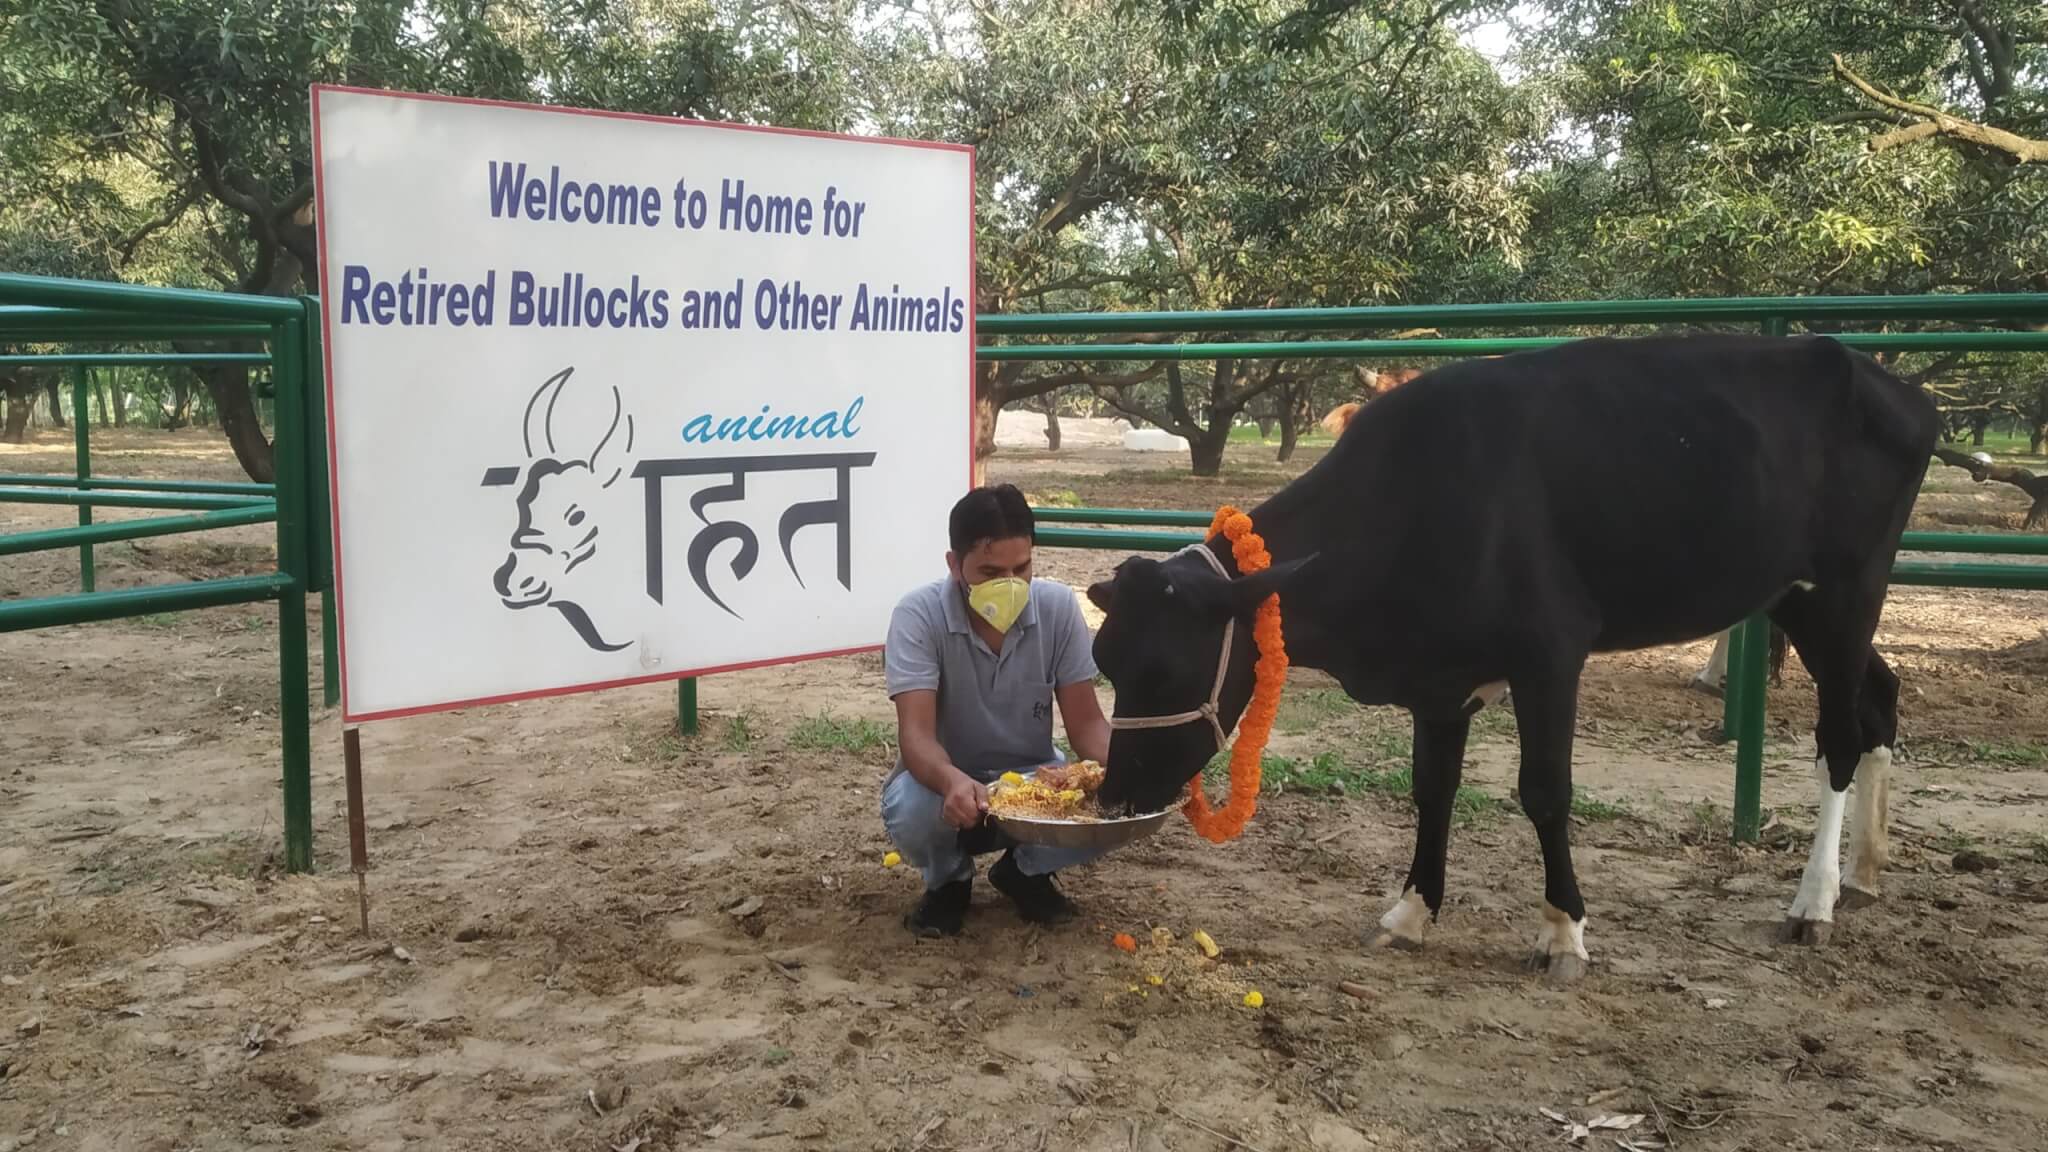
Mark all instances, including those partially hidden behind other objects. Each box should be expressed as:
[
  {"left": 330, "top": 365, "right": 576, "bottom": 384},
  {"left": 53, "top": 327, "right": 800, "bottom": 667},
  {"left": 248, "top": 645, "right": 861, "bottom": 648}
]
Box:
[
  {"left": 1086, "top": 546, "right": 1314, "bottom": 816},
  {"left": 491, "top": 367, "right": 635, "bottom": 652}
]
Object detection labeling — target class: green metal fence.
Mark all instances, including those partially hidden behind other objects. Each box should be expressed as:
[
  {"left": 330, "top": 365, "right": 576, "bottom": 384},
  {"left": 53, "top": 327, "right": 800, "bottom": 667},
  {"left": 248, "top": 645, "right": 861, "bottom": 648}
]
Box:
[
  {"left": 0, "top": 277, "right": 328, "bottom": 872},
  {"left": 9, "top": 277, "right": 2045, "bottom": 865},
  {"left": 981, "top": 294, "right": 2048, "bottom": 843}
]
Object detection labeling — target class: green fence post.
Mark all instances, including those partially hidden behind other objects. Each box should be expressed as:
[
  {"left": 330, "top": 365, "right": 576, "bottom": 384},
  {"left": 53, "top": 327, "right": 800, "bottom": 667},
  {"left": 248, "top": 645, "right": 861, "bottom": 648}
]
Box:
[
  {"left": 273, "top": 315, "right": 314, "bottom": 873},
  {"left": 1720, "top": 623, "right": 1746, "bottom": 741},
  {"left": 70, "top": 366, "right": 93, "bottom": 592},
  {"left": 1730, "top": 313, "right": 1792, "bottom": 844},
  {"left": 321, "top": 589, "right": 339, "bottom": 709},
  {"left": 678, "top": 678, "right": 699, "bottom": 736},
  {"left": 1731, "top": 614, "right": 1770, "bottom": 843}
]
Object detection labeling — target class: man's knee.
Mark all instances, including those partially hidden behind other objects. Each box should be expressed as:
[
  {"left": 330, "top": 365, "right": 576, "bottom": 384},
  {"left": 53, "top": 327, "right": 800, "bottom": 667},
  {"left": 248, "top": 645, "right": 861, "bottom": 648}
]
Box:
[{"left": 881, "top": 772, "right": 948, "bottom": 848}]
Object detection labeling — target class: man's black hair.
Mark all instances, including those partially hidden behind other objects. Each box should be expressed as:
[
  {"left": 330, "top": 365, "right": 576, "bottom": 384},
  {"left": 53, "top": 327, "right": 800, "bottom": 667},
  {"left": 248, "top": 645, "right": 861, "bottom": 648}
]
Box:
[{"left": 949, "top": 483, "right": 1036, "bottom": 557}]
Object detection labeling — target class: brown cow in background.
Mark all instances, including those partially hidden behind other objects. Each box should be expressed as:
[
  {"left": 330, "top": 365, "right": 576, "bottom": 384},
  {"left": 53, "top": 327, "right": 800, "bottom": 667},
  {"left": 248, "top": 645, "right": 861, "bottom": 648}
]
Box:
[{"left": 1320, "top": 366, "right": 1427, "bottom": 436}]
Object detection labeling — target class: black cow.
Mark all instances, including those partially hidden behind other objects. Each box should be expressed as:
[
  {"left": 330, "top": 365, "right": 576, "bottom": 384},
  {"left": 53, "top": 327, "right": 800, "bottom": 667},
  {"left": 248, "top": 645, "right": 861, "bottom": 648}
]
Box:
[{"left": 1086, "top": 333, "right": 1938, "bottom": 981}]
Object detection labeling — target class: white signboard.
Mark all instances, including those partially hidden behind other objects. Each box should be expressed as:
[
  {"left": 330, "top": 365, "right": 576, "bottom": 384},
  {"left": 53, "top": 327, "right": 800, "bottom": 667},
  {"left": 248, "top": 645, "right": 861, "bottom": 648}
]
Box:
[{"left": 311, "top": 86, "right": 974, "bottom": 722}]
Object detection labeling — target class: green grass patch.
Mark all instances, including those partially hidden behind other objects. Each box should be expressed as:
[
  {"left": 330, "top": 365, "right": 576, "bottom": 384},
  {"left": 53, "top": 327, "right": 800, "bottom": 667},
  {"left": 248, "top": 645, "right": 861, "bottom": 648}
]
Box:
[
  {"left": 1252, "top": 750, "right": 1502, "bottom": 824},
  {"left": 1028, "top": 487, "right": 1084, "bottom": 508},
  {"left": 1276, "top": 688, "right": 1358, "bottom": 735},
  {"left": 1967, "top": 740, "right": 2048, "bottom": 766},
  {"left": 788, "top": 712, "right": 890, "bottom": 754},
  {"left": 723, "top": 711, "right": 761, "bottom": 752},
  {"left": 1930, "top": 822, "right": 1979, "bottom": 855},
  {"left": 1571, "top": 793, "right": 1629, "bottom": 822}
]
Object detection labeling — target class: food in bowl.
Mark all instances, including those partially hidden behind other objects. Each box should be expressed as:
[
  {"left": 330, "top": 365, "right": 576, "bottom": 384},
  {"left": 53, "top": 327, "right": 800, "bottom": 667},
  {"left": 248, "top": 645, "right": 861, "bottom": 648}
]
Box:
[{"left": 989, "top": 760, "right": 1108, "bottom": 821}]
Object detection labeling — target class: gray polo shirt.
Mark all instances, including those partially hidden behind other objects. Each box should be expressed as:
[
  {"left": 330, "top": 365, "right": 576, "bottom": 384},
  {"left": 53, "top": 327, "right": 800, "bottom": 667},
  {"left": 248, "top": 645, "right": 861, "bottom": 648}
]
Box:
[{"left": 884, "top": 577, "right": 1098, "bottom": 783}]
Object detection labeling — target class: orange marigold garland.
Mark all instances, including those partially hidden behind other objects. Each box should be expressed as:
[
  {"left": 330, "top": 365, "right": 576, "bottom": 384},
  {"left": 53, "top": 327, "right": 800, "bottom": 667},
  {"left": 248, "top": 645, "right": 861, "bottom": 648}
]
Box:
[{"left": 1182, "top": 505, "right": 1290, "bottom": 843}]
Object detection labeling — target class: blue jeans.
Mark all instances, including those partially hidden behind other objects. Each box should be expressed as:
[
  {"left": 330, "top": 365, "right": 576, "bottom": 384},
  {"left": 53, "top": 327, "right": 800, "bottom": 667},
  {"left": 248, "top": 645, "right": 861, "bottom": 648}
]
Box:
[{"left": 881, "top": 769, "right": 1117, "bottom": 891}]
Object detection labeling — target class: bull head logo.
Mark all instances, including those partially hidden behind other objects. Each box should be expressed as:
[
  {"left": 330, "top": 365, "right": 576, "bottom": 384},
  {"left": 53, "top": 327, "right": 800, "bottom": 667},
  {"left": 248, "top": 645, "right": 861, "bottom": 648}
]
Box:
[{"left": 482, "top": 367, "right": 636, "bottom": 652}]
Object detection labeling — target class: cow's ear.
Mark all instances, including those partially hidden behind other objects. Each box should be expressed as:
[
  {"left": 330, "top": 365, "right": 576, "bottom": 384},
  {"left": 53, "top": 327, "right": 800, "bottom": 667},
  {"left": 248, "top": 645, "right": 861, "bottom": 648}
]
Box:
[
  {"left": 1086, "top": 578, "right": 1116, "bottom": 614},
  {"left": 1233, "top": 553, "right": 1317, "bottom": 610}
]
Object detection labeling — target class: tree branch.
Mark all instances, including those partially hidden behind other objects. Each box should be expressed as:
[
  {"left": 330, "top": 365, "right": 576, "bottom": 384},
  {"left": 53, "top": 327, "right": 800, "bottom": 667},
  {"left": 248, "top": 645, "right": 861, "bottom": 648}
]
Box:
[
  {"left": 114, "top": 188, "right": 198, "bottom": 268},
  {"left": 1932, "top": 446, "right": 2048, "bottom": 530},
  {"left": 996, "top": 362, "right": 1166, "bottom": 406},
  {"left": 1015, "top": 272, "right": 1153, "bottom": 301},
  {"left": 1090, "top": 374, "right": 1188, "bottom": 439},
  {"left": 1832, "top": 55, "right": 2048, "bottom": 164}
]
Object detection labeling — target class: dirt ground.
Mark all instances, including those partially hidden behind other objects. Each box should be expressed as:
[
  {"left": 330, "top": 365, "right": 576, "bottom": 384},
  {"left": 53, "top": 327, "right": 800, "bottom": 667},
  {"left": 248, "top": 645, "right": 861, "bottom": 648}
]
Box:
[{"left": 4, "top": 422, "right": 2048, "bottom": 1152}]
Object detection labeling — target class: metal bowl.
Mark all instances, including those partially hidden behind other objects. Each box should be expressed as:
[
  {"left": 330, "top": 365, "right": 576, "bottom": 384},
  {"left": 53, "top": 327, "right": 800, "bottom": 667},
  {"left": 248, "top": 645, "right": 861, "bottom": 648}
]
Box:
[
  {"left": 985, "top": 768, "right": 1174, "bottom": 851},
  {"left": 987, "top": 805, "right": 1174, "bottom": 851}
]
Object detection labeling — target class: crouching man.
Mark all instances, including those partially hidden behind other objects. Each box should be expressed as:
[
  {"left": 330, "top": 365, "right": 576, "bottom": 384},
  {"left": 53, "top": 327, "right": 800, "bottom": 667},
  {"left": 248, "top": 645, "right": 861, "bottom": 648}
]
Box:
[{"left": 881, "top": 484, "right": 1115, "bottom": 937}]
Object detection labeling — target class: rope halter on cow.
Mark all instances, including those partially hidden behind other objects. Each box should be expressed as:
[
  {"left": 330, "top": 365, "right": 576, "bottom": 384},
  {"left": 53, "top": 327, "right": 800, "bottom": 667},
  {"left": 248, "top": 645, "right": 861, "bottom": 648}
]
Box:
[
  {"left": 1103, "top": 505, "right": 1290, "bottom": 843},
  {"left": 1106, "top": 540, "right": 1236, "bottom": 751}
]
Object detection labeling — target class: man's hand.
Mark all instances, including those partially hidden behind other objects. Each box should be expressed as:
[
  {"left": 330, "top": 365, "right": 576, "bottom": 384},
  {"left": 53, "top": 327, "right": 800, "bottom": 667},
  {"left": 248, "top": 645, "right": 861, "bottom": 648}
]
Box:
[{"left": 941, "top": 772, "right": 989, "bottom": 829}]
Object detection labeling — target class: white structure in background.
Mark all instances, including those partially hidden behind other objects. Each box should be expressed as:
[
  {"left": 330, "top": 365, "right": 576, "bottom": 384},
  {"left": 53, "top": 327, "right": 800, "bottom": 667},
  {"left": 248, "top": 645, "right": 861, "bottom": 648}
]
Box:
[{"left": 1123, "top": 428, "right": 1189, "bottom": 453}]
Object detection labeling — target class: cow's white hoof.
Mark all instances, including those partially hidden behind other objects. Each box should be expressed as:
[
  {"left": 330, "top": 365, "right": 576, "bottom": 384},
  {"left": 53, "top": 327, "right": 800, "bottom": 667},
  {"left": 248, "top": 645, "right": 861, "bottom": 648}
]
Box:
[
  {"left": 1365, "top": 927, "right": 1425, "bottom": 952},
  {"left": 1525, "top": 950, "right": 1587, "bottom": 984},
  {"left": 1526, "top": 904, "right": 1589, "bottom": 983},
  {"left": 1779, "top": 916, "right": 1833, "bottom": 947},
  {"left": 1367, "top": 889, "right": 1429, "bottom": 951}
]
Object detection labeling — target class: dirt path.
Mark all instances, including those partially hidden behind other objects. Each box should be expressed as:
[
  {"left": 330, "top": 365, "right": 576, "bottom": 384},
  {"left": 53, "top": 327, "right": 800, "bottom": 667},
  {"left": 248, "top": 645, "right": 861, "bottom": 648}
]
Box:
[{"left": 4, "top": 428, "right": 2047, "bottom": 1152}]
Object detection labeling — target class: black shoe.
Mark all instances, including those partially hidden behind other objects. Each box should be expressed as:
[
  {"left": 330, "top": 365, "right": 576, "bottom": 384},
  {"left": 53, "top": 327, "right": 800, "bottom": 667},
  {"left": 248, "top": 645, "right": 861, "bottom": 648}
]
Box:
[
  {"left": 989, "top": 852, "right": 1077, "bottom": 924},
  {"left": 905, "top": 878, "right": 971, "bottom": 938}
]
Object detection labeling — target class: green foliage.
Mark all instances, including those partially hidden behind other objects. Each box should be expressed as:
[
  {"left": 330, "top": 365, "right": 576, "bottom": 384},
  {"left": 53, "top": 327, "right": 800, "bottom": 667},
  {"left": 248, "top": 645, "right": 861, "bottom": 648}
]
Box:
[{"left": 3, "top": 1, "right": 2043, "bottom": 467}]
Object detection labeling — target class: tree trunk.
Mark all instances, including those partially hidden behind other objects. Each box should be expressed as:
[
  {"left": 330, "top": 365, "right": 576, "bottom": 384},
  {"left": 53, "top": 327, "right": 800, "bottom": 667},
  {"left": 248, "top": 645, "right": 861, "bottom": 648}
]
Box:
[
  {"left": 1276, "top": 378, "right": 1312, "bottom": 464},
  {"left": 2032, "top": 423, "right": 2045, "bottom": 455},
  {"left": 1188, "top": 425, "right": 1228, "bottom": 476},
  {"left": 111, "top": 371, "right": 128, "bottom": 427},
  {"left": 98, "top": 379, "right": 113, "bottom": 426},
  {"left": 2, "top": 377, "right": 33, "bottom": 444},
  {"left": 1971, "top": 414, "right": 1989, "bottom": 446},
  {"left": 1256, "top": 416, "right": 1276, "bottom": 440},
  {"left": 1043, "top": 402, "right": 1061, "bottom": 451},
  {"left": 196, "top": 362, "right": 276, "bottom": 482},
  {"left": 972, "top": 380, "right": 1000, "bottom": 486},
  {"left": 44, "top": 379, "right": 64, "bottom": 428},
  {"left": 168, "top": 376, "right": 194, "bottom": 429}
]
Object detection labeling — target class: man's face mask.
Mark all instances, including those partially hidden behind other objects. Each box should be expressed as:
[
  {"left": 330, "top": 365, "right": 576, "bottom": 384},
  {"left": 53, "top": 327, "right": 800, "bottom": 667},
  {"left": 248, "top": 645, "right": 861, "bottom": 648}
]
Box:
[{"left": 965, "top": 576, "right": 1030, "bottom": 633}]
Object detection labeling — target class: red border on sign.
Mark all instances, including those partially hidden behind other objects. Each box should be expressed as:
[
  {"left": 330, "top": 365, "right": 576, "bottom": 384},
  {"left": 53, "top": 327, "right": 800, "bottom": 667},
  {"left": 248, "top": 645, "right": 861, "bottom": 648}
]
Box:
[{"left": 310, "top": 83, "right": 977, "bottom": 724}]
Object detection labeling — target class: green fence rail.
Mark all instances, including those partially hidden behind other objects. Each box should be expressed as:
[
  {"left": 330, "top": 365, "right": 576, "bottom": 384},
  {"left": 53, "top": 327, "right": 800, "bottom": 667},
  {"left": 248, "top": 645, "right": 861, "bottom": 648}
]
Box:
[
  {"left": 0, "top": 474, "right": 278, "bottom": 497},
  {"left": 10, "top": 274, "right": 2047, "bottom": 869},
  {"left": 0, "top": 273, "right": 321, "bottom": 873},
  {"left": 983, "top": 292, "right": 2048, "bottom": 846}
]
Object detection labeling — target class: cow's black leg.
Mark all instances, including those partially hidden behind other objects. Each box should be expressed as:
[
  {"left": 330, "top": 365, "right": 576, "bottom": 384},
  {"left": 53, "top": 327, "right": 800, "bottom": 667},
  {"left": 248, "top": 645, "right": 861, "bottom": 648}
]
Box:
[
  {"left": 1508, "top": 659, "right": 1589, "bottom": 983},
  {"left": 1768, "top": 587, "right": 1883, "bottom": 945},
  {"left": 1366, "top": 710, "right": 1472, "bottom": 952},
  {"left": 1841, "top": 650, "right": 1900, "bottom": 909}
]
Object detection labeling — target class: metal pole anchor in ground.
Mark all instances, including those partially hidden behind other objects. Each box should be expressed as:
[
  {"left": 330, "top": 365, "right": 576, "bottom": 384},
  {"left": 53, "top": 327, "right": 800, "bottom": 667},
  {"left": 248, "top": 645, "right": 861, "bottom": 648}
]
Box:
[{"left": 344, "top": 727, "right": 370, "bottom": 934}]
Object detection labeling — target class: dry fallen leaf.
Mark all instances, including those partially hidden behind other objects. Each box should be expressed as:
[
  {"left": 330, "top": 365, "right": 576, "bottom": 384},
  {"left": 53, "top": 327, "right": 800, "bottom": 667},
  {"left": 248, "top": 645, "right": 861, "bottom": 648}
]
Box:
[{"left": 1589, "top": 1114, "right": 1646, "bottom": 1131}]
